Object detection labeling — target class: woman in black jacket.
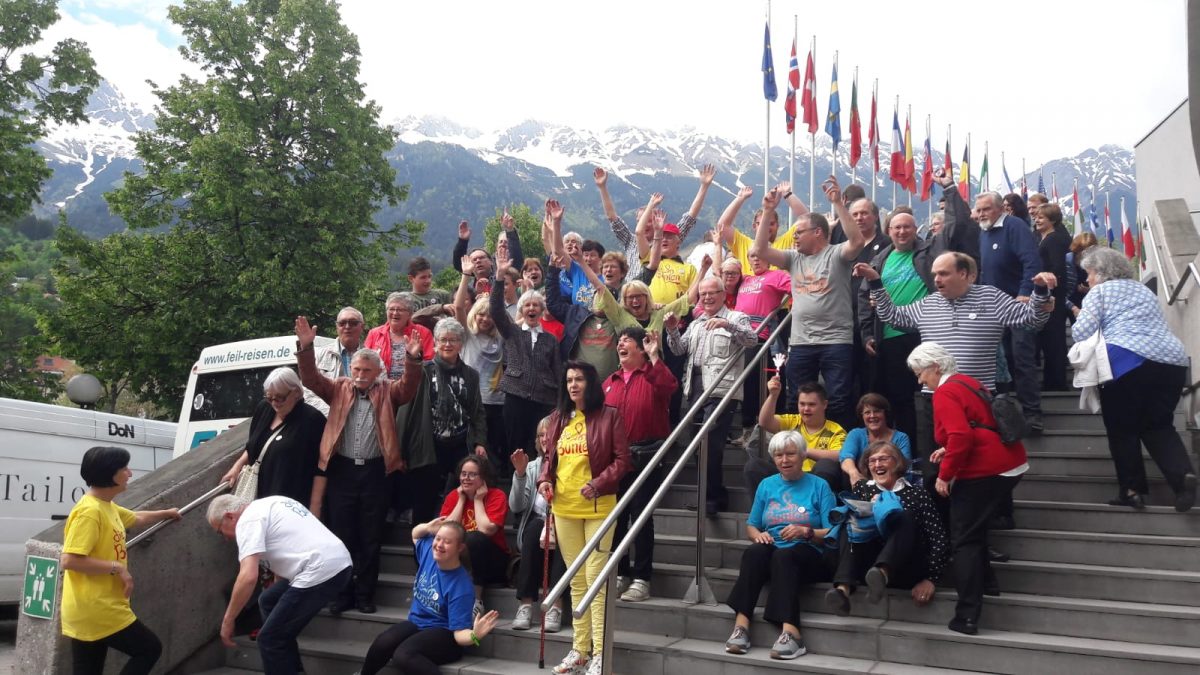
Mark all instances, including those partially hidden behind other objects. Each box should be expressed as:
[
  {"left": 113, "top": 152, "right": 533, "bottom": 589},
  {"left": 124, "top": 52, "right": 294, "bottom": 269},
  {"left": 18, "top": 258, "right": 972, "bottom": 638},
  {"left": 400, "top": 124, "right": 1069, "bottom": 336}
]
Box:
[{"left": 1034, "top": 203, "right": 1073, "bottom": 390}]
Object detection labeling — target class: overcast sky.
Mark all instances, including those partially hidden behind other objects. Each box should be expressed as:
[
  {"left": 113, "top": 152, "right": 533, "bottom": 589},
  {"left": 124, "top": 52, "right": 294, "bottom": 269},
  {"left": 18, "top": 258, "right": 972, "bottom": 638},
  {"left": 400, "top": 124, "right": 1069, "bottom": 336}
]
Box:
[{"left": 49, "top": 0, "right": 1187, "bottom": 170}]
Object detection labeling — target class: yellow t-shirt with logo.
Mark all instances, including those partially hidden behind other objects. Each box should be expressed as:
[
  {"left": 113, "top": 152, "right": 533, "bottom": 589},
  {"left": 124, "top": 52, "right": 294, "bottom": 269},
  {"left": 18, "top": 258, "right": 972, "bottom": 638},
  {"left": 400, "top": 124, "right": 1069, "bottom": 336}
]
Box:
[
  {"left": 775, "top": 417, "right": 846, "bottom": 472},
  {"left": 61, "top": 495, "right": 138, "bottom": 641},
  {"left": 647, "top": 258, "right": 697, "bottom": 305},
  {"left": 552, "top": 412, "right": 615, "bottom": 519},
  {"left": 729, "top": 227, "right": 798, "bottom": 273}
]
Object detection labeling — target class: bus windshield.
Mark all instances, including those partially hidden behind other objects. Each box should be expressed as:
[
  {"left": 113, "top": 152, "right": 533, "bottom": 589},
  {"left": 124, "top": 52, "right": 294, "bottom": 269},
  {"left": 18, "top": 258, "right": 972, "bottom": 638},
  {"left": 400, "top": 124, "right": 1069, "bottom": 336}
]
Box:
[{"left": 188, "top": 366, "right": 283, "bottom": 422}]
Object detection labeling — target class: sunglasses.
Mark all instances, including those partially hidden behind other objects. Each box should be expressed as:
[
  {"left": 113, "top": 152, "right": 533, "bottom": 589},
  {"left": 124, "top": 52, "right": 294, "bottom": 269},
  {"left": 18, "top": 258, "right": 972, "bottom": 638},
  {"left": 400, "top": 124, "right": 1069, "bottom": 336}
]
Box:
[{"left": 336, "top": 319, "right": 362, "bottom": 327}]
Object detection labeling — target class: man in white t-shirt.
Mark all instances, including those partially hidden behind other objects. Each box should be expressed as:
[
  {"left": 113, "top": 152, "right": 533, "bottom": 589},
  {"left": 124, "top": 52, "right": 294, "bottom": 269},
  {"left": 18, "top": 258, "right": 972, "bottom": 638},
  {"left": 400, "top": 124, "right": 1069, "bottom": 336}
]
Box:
[
  {"left": 208, "top": 494, "right": 352, "bottom": 675},
  {"left": 751, "top": 177, "right": 867, "bottom": 430}
]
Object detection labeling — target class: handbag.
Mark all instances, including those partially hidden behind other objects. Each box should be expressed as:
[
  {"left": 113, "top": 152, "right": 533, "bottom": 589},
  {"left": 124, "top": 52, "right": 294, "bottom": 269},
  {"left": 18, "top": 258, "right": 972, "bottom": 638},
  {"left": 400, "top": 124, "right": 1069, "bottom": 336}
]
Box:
[
  {"left": 539, "top": 515, "right": 557, "bottom": 550},
  {"left": 233, "top": 423, "right": 286, "bottom": 500}
]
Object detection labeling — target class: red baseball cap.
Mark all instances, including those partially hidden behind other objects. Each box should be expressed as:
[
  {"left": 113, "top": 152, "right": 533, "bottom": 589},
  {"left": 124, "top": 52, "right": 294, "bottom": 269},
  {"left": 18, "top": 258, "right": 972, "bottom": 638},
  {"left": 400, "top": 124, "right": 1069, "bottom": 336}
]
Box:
[{"left": 662, "top": 223, "right": 681, "bottom": 236}]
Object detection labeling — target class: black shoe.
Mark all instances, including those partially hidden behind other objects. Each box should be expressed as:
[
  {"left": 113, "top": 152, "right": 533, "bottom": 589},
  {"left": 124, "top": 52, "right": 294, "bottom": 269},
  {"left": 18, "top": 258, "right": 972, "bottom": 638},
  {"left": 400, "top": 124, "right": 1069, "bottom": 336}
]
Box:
[
  {"left": 705, "top": 503, "right": 720, "bottom": 518},
  {"left": 988, "top": 515, "right": 1015, "bottom": 530},
  {"left": 356, "top": 599, "right": 377, "bottom": 614},
  {"left": 328, "top": 597, "right": 354, "bottom": 615},
  {"left": 948, "top": 617, "right": 978, "bottom": 635},
  {"left": 1025, "top": 414, "right": 1044, "bottom": 437},
  {"left": 1108, "top": 493, "right": 1146, "bottom": 510},
  {"left": 987, "top": 546, "right": 1010, "bottom": 563},
  {"left": 824, "top": 587, "right": 851, "bottom": 617},
  {"left": 1176, "top": 473, "right": 1197, "bottom": 513},
  {"left": 983, "top": 585, "right": 1001, "bottom": 597}
]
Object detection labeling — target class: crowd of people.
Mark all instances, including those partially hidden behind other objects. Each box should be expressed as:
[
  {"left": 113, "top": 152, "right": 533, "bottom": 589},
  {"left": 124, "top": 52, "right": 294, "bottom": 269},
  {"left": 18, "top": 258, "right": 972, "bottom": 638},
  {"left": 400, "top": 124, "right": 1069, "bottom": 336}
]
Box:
[{"left": 60, "top": 164, "right": 1196, "bottom": 673}]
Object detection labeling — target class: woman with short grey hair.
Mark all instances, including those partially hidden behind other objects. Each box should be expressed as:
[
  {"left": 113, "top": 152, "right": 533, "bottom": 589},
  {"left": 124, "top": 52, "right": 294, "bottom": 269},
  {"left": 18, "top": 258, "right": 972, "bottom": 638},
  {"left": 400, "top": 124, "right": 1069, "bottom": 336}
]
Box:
[
  {"left": 219, "top": 366, "right": 327, "bottom": 511},
  {"left": 905, "top": 342, "right": 958, "bottom": 381},
  {"left": 365, "top": 291, "right": 435, "bottom": 377},
  {"left": 1073, "top": 246, "right": 1195, "bottom": 511}
]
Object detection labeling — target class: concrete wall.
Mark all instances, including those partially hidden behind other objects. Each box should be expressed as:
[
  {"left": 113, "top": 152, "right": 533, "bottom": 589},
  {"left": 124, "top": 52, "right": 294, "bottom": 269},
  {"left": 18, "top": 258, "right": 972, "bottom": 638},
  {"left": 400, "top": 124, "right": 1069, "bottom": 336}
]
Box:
[
  {"left": 15, "top": 424, "right": 249, "bottom": 674},
  {"left": 1135, "top": 100, "right": 1200, "bottom": 234}
]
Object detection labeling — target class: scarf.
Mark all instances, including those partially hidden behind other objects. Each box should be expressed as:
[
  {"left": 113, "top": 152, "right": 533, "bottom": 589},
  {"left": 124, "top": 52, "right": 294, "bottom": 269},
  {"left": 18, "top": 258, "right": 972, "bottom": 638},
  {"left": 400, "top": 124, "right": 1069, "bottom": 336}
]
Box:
[{"left": 431, "top": 355, "right": 467, "bottom": 438}]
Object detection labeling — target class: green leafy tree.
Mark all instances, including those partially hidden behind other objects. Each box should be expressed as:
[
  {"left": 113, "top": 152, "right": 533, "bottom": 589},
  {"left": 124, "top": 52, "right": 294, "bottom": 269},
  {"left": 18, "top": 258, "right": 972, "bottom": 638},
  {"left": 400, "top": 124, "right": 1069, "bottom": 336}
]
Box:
[
  {"left": 482, "top": 203, "right": 546, "bottom": 262},
  {"left": 46, "top": 0, "right": 422, "bottom": 411},
  {"left": 0, "top": 222, "right": 61, "bottom": 400},
  {"left": 0, "top": 0, "right": 99, "bottom": 221}
]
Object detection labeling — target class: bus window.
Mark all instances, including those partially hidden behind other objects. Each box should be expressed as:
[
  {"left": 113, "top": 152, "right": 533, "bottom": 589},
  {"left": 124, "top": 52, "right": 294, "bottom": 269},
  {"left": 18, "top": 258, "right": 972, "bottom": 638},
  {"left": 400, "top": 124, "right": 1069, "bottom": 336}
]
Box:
[{"left": 188, "top": 366, "right": 290, "bottom": 422}]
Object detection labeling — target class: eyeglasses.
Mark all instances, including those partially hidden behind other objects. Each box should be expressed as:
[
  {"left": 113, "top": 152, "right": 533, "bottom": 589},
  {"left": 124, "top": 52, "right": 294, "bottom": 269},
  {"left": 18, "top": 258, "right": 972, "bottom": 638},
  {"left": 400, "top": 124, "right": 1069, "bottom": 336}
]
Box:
[
  {"left": 867, "top": 456, "right": 896, "bottom": 465},
  {"left": 438, "top": 337, "right": 462, "bottom": 345},
  {"left": 793, "top": 228, "right": 817, "bottom": 236},
  {"left": 336, "top": 319, "right": 362, "bottom": 327},
  {"left": 264, "top": 392, "right": 293, "bottom": 403},
  {"left": 386, "top": 308, "right": 411, "bottom": 315},
  {"left": 459, "top": 471, "right": 480, "bottom": 479}
]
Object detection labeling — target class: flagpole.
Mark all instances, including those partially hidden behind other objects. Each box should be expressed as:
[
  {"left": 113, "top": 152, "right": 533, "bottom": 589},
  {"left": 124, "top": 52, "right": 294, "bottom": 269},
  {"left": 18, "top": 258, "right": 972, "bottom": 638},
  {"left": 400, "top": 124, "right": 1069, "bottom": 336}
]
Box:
[
  {"left": 808, "top": 35, "right": 816, "bottom": 207},
  {"left": 892, "top": 94, "right": 898, "bottom": 209},
  {"left": 850, "top": 65, "right": 857, "bottom": 187},
  {"left": 967, "top": 133, "right": 971, "bottom": 202},
  {"left": 1051, "top": 171, "right": 1056, "bottom": 203},
  {"left": 789, "top": 14, "right": 797, "bottom": 190},
  {"left": 871, "top": 78, "right": 877, "bottom": 202},
  {"left": 1021, "top": 157, "right": 1026, "bottom": 198},
  {"left": 983, "top": 141, "right": 989, "bottom": 192},
  {"left": 906, "top": 103, "right": 912, "bottom": 207},
  {"left": 927, "top": 114, "right": 933, "bottom": 225},
  {"left": 763, "top": 0, "right": 771, "bottom": 196},
  {"left": 1106, "top": 191, "right": 1111, "bottom": 247}
]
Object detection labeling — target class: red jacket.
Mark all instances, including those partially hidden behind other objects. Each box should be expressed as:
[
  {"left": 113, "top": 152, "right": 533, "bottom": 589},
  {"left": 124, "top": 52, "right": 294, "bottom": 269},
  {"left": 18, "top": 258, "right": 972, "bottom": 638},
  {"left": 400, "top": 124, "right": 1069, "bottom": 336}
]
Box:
[
  {"left": 933, "top": 374, "right": 1027, "bottom": 481},
  {"left": 538, "top": 406, "right": 631, "bottom": 497},
  {"left": 602, "top": 360, "right": 677, "bottom": 444},
  {"left": 364, "top": 322, "right": 434, "bottom": 374}
]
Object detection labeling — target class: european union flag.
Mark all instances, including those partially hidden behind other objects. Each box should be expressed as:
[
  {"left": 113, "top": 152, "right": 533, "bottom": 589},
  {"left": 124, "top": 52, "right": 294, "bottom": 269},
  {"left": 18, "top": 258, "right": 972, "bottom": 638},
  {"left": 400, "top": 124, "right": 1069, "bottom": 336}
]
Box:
[
  {"left": 762, "top": 23, "right": 778, "bottom": 101},
  {"left": 825, "top": 62, "right": 841, "bottom": 146}
]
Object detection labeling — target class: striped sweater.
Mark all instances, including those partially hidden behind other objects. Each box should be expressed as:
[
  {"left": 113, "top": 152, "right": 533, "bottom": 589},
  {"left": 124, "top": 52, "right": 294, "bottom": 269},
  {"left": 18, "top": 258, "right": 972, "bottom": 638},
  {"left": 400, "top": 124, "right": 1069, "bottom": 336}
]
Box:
[{"left": 869, "top": 282, "right": 1050, "bottom": 391}]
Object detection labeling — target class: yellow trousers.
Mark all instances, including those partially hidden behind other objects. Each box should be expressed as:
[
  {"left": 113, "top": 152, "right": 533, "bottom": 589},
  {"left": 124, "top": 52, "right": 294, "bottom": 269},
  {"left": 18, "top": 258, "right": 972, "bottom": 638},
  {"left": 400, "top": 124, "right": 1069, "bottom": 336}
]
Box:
[{"left": 554, "top": 515, "right": 615, "bottom": 655}]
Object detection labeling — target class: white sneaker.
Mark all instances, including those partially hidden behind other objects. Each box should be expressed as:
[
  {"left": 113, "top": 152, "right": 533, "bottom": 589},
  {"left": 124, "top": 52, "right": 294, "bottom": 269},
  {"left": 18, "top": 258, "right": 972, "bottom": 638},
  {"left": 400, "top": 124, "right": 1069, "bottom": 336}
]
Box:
[
  {"left": 544, "top": 605, "right": 563, "bottom": 633},
  {"left": 512, "top": 603, "right": 532, "bottom": 630},
  {"left": 615, "top": 575, "right": 630, "bottom": 595},
  {"left": 584, "top": 654, "right": 604, "bottom": 675},
  {"left": 551, "top": 649, "right": 590, "bottom": 675},
  {"left": 620, "top": 579, "right": 650, "bottom": 602}
]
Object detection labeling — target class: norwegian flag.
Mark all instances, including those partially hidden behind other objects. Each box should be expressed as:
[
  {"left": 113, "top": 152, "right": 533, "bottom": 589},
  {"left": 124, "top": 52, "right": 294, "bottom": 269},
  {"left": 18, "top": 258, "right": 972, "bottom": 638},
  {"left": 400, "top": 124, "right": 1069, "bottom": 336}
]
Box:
[
  {"left": 801, "top": 47, "right": 818, "bottom": 134},
  {"left": 784, "top": 38, "right": 799, "bottom": 134}
]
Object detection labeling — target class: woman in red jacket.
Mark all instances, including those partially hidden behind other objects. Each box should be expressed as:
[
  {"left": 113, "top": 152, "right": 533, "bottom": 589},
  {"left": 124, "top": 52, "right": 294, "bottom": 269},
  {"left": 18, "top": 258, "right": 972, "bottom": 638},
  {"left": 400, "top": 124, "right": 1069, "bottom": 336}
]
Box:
[
  {"left": 537, "top": 361, "right": 632, "bottom": 675},
  {"left": 907, "top": 341, "right": 1027, "bottom": 637}
]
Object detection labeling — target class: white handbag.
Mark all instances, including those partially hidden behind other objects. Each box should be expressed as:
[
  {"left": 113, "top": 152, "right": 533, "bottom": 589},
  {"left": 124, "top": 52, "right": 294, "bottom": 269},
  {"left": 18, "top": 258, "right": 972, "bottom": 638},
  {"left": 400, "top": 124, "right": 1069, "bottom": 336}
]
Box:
[{"left": 233, "top": 424, "right": 286, "bottom": 500}]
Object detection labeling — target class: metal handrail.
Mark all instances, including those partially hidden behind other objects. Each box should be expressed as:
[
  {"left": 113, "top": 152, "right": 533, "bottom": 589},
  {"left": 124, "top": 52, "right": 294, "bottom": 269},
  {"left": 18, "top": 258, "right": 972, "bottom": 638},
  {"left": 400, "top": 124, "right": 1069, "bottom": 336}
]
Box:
[
  {"left": 127, "top": 481, "right": 231, "bottom": 548},
  {"left": 570, "top": 315, "right": 791, "bottom": 618},
  {"left": 1167, "top": 261, "right": 1199, "bottom": 306}
]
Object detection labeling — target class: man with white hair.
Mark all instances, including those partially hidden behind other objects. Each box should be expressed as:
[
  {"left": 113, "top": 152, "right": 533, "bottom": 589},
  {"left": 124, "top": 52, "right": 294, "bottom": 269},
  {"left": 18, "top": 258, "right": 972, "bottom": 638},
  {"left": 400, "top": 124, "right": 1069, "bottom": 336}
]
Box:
[
  {"left": 303, "top": 306, "right": 367, "bottom": 416},
  {"left": 666, "top": 276, "right": 757, "bottom": 517},
  {"left": 295, "top": 315, "right": 421, "bottom": 615},
  {"left": 208, "top": 494, "right": 352, "bottom": 674}
]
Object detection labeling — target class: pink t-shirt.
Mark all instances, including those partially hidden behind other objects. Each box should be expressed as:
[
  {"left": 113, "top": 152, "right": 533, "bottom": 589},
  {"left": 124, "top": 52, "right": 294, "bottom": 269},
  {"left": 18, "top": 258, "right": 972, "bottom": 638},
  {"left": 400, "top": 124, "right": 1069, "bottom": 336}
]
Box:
[{"left": 735, "top": 270, "right": 792, "bottom": 338}]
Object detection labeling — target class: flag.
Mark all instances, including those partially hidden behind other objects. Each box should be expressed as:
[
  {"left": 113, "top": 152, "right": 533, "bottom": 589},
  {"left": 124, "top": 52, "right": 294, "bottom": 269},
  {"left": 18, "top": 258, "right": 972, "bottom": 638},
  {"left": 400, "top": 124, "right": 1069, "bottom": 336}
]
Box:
[
  {"left": 1072, "top": 183, "right": 1083, "bottom": 233},
  {"left": 980, "top": 150, "right": 989, "bottom": 192},
  {"left": 1088, "top": 200, "right": 1100, "bottom": 237},
  {"left": 958, "top": 144, "right": 970, "bottom": 200},
  {"left": 921, "top": 133, "right": 934, "bottom": 201},
  {"left": 889, "top": 109, "right": 904, "bottom": 184},
  {"left": 849, "top": 74, "right": 861, "bottom": 167},
  {"left": 762, "top": 23, "right": 777, "bottom": 101},
  {"left": 1052, "top": 180, "right": 1059, "bottom": 203},
  {"left": 1121, "top": 199, "right": 1136, "bottom": 258},
  {"left": 784, "top": 39, "right": 799, "bottom": 134},
  {"left": 1020, "top": 178, "right": 1028, "bottom": 202},
  {"left": 944, "top": 137, "right": 952, "bottom": 175},
  {"left": 1038, "top": 173, "right": 1046, "bottom": 198},
  {"left": 1104, "top": 198, "right": 1113, "bottom": 246},
  {"left": 801, "top": 47, "right": 818, "bottom": 134},
  {"left": 825, "top": 62, "right": 841, "bottom": 146},
  {"left": 1002, "top": 163, "right": 1015, "bottom": 195},
  {"left": 903, "top": 113, "right": 915, "bottom": 192},
  {"left": 868, "top": 88, "right": 879, "bottom": 172}
]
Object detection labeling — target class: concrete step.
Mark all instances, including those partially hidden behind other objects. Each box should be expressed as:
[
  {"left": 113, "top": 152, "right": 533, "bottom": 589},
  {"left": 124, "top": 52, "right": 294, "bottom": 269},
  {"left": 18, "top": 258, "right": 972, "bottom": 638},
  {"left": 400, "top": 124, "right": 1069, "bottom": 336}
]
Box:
[
  {"left": 990, "top": 528, "right": 1200, "bottom": 572},
  {"left": 1024, "top": 450, "right": 1165, "bottom": 478},
  {"left": 992, "top": 558, "right": 1200, "bottom": 605},
  {"left": 1014, "top": 473, "right": 1177, "bottom": 504},
  {"left": 662, "top": 484, "right": 753, "bottom": 512},
  {"left": 1020, "top": 429, "right": 1111, "bottom": 454},
  {"left": 1013, "top": 499, "right": 1200, "bottom": 536}
]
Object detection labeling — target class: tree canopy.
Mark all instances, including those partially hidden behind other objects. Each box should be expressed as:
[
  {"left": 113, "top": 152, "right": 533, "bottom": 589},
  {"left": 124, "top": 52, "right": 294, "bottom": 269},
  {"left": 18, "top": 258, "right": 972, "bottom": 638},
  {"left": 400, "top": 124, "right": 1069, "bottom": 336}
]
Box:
[{"left": 47, "top": 0, "right": 422, "bottom": 411}]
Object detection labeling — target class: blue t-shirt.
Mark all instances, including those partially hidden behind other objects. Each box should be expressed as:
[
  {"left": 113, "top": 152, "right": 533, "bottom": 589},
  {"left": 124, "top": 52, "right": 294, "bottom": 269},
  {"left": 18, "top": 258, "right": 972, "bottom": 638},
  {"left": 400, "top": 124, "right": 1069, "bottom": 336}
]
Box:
[
  {"left": 838, "top": 428, "right": 912, "bottom": 464},
  {"left": 559, "top": 261, "right": 596, "bottom": 306},
  {"left": 747, "top": 473, "right": 835, "bottom": 550},
  {"left": 408, "top": 536, "right": 475, "bottom": 631}
]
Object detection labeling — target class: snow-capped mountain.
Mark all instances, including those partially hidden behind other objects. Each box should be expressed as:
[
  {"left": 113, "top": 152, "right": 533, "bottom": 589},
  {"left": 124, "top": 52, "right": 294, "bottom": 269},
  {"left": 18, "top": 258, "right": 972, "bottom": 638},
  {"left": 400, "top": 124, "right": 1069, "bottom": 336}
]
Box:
[{"left": 33, "top": 81, "right": 1138, "bottom": 256}]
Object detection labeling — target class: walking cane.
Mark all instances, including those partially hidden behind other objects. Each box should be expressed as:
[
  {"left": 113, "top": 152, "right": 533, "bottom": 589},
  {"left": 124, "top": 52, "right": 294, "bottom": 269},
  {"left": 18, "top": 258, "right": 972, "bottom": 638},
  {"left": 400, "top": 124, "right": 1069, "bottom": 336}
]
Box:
[{"left": 538, "top": 506, "right": 554, "bottom": 668}]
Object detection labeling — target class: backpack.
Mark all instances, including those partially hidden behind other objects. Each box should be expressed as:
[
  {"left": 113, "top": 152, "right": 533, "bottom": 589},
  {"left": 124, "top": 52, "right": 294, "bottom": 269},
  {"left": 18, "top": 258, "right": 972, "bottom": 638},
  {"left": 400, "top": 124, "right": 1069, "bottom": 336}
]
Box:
[{"left": 952, "top": 379, "right": 1025, "bottom": 444}]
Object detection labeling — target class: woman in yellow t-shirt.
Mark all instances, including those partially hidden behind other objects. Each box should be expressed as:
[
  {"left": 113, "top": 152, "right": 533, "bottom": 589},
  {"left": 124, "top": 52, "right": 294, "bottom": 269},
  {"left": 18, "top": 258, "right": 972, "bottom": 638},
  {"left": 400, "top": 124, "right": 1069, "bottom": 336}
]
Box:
[
  {"left": 60, "top": 446, "right": 180, "bottom": 674},
  {"left": 536, "top": 361, "right": 631, "bottom": 675}
]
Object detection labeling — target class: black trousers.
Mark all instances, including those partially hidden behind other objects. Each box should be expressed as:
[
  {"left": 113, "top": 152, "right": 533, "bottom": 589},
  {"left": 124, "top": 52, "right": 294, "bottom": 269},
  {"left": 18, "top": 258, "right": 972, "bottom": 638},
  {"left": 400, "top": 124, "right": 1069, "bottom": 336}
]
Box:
[
  {"left": 1003, "top": 327, "right": 1042, "bottom": 416},
  {"left": 690, "top": 385, "right": 734, "bottom": 511},
  {"left": 515, "top": 515, "right": 566, "bottom": 600},
  {"left": 726, "top": 543, "right": 836, "bottom": 626},
  {"left": 742, "top": 339, "right": 768, "bottom": 428},
  {"left": 70, "top": 619, "right": 162, "bottom": 675},
  {"left": 326, "top": 455, "right": 390, "bottom": 603},
  {"left": 949, "top": 474, "right": 1020, "bottom": 623},
  {"left": 503, "top": 394, "right": 553, "bottom": 463},
  {"left": 744, "top": 457, "right": 842, "bottom": 496},
  {"left": 1098, "top": 360, "right": 1195, "bottom": 495},
  {"left": 483, "top": 403, "right": 510, "bottom": 477},
  {"left": 876, "top": 332, "right": 921, "bottom": 441},
  {"left": 464, "top": 531, "right": 510, "bottom": 587},
  {"left": 833, "top": 510, "right": 927, "bottom": 590},
  {"left": 392, "top": 463, "right": 441, "bottom": 526},
  {"left": 1037, "top": 301, "right": 1069, "bottom": 390},
  {"left": 361, "top": 621, "right": 462, "bottom": 675},
  {"left": 614, "top": 455, "right": 662, "bottom": 581},
  {"left": 434, "top": 434, "right": 471, "bottom": 496}
]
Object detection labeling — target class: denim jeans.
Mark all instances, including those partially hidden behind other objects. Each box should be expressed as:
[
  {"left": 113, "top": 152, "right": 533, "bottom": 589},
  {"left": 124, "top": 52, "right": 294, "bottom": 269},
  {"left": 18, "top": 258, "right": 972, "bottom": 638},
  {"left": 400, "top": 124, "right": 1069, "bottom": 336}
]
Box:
[
  {"left": 257, "top": 566, "right": 352, "bottom": 675},
  {"left": 785, "top": 343, "right": 855, "bottom": 429}
]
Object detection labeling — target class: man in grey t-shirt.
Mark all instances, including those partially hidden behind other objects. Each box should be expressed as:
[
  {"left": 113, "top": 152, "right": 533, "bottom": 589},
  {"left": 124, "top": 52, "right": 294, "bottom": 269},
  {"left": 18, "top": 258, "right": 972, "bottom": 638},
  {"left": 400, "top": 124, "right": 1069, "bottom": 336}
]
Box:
[{"left": 752, "top": 177, "right": 867, "bottom": 428}]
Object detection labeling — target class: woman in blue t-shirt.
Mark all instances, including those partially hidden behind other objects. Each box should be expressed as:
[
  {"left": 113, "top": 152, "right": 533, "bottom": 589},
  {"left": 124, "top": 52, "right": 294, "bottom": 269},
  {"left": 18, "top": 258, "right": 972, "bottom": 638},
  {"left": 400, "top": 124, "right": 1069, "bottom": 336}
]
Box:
[
  {"left": 359, "top": 519, "right": 499, "bottom": 674},
  {"left": 722, "top": 431, "right": 836, "bottom": 661},
  {"left": 838, "top": 393, "right": 914, "bottom": 486}
]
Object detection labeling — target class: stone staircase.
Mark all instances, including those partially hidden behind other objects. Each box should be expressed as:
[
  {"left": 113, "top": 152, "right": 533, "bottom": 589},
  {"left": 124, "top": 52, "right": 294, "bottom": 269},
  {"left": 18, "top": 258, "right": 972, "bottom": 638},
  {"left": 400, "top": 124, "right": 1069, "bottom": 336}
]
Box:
[{"left": 203, "top": 392, "right": 1200, "bottom": 674}]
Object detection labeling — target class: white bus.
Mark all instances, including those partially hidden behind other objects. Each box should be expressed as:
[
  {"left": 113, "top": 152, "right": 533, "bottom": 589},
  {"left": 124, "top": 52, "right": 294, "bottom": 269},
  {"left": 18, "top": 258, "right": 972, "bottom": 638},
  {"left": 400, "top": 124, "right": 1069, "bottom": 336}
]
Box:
[
  {"left": 172, "top": 335, "right": 333, "bottom": 458},
  {"left": 0, "top": 397, "right": 176, "bottom": 603}
]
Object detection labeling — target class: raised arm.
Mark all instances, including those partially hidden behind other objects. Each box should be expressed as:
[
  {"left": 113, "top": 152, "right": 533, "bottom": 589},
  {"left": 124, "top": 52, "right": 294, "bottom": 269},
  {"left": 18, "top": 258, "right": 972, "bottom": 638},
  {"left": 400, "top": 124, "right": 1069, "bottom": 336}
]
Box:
[
  {"left": 684, "top": 164, "right": 717, "bottom": 223},
  {"left": 452, "top": 220, "right": 471, "bottom": 274},
  {"left": 635, "top": 192, "right": 664, "bottom": 260},
  {"left": 859, "top": 265, "right": 922, "bottom": 330},
  {"left": 717, "top": 185, "right": 754, "bottom": 245},
  {"left": 294, "top": 316, "right": 337, "bottom": 402},
  {"left": 687, "top": 253, "right": 713, "bottom": 306},
  {"left": 758, "top": 375, "right": 784, "bottom": 432},
  {"left": 776, "top": 180, "right": 810, "bottom": 218},
  {"left": 488, "top": 270, "right": 519, "bottom": 339},
  {"left": 452, "top": 258, "right": 473, "bottom": 325},
  {"left": 502, "top": 210, "right": 524, "bottom": 271},
  {"left": 824, "top": 175, "right": 866, "bottom": 261},
  {"left": 594, "top": 166, "right": 621, "bottom": 223},
  {"left": 750, "top": 189, "right": 789, "bottom": 268}
]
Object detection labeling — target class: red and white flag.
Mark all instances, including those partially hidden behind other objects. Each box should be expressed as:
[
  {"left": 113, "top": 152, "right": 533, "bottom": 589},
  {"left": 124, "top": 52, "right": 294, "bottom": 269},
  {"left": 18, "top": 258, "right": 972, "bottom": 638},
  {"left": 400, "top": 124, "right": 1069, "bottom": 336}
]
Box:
[{"left": 801, "top": 47, "right": 818, "bottom": 134}]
